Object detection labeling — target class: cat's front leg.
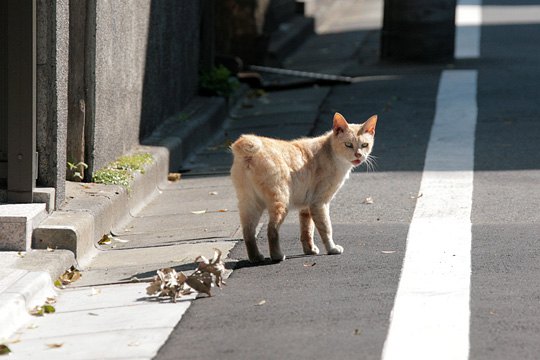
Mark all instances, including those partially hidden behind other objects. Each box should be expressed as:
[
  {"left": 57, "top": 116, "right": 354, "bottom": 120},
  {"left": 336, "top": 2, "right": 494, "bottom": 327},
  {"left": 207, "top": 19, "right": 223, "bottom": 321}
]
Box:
[{"left": 310, "top": 204, "right": 344, "bottom": 255}]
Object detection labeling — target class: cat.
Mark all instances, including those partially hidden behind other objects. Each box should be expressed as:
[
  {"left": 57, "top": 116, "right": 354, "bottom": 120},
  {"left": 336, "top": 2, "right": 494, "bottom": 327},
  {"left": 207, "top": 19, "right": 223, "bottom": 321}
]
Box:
[{"left": 230, "top": 112, "right": 377, "bottom": 262}]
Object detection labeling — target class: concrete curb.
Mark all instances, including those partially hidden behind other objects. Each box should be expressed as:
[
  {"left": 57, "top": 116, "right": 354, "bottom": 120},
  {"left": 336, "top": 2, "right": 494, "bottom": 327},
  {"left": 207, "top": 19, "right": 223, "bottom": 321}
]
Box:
[
  {"left": 32, "top": 96, "right": 228, "bottom": 268},
  {"left": 0, "top": 249, "right": 75, "bottom": 341},
  {"left": 0, "top": 270, "right": 56, "bottom": 341}
]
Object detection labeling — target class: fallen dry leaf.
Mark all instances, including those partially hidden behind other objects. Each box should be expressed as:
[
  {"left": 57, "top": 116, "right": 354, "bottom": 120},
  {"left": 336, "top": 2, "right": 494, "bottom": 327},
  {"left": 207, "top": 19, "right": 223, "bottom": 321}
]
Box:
[
  {"left": 17, "top": 251, "right": 25, "bottom": 258},
  {"left": 209, "top": 191, "right": 218, "bottom": 196},
  {"left": 54, "top": 279, "right": 65, "bottom": 289},
  {"left": 195, "top": 249, "right": 226, "bottom": 287},
  {"left": 410, "top": 192, "right": 423, "bottom": 199},
  {"left": 168, "top": 173, "right": 182, "bottom": 182},
  {"left": 362, "top": 197, "right": 374, "bottom": 205},
  {"left": 45, "top": 297, "right": 57, "bottom": 305},
  {"left": 303, "top": 262, "right": 317, "bottom": 267},
  {"left": 190, "top": 210, "right": 207, "bottom": 215},
  {"left": 0, "top": 345, "right": 11, "bottom": 355},
  {"left": 90, "top": 288, "right": 101, "bottom": 296},
  {"left": 354, "top": 329, "right": 362, "bottom": 336},
  {"left": 46, "top": 343, "right": 64, "bottom": 349},
  {"left": 185, "top": 274, "right": 213, "bottom": 297},
  {"left": 30, "top": 304, "right": 55, "bottom": 317},
  {"left": 256, "top": 300, "right": 266, "bottom": 306},
  {"left": 58, "top": 266, "right": 82, "bottom": 285},
  {"left": 98, "top": 234, "right": 113, "bottom": 245},
  {"left": 46, "top": 246, "right": 56, "bottom": 252},
  {"left": 30, "top": 306, "right": 44, "bottom": 316},
  {"left": 217, "top": 209, "right": 228, "bottom": 213}
]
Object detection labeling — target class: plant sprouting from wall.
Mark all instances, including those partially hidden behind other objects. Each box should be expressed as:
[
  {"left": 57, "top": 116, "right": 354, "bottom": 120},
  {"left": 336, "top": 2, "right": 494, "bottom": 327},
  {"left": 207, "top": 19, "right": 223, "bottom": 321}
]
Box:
[
  {"left": 92, "top": 153, "right": 153, "bottom": 191},
  {"left": 199, "top": 65, "right": 240, "bottom": 97},
  {"left": 67, "top": 161, "right": 88, "bottom": 181}
]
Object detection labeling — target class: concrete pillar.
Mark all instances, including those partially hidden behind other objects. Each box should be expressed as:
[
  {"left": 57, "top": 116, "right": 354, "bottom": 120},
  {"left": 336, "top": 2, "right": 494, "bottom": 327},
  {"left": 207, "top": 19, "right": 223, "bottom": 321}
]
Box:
[
  {"left": 36, "top": 0, "right": 69, "bottom": 207},
  {"left": 381, "top": 0, "right": 457, "bottom": 62}
]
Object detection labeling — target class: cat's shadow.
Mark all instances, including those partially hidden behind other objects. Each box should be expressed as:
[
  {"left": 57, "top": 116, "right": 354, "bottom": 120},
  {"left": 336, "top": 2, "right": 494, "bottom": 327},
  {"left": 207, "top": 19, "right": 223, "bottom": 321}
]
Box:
[{"left": 232, "top": 254, "right": 316, "bottom": 270}]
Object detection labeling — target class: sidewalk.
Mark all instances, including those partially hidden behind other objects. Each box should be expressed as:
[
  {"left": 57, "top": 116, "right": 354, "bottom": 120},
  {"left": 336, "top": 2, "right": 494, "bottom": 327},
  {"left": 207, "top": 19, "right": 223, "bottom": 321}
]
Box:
[{"left": 0, "top": 1, "right": 382, "bottom": 357}]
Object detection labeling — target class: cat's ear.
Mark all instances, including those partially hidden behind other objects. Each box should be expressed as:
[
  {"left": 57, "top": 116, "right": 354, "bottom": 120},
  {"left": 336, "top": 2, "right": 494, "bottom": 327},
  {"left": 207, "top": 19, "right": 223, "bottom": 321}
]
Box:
[
  {"left": 333, "top": 112, "right": 349, "bottom": 135},
  {"left": 360, "top": 115, "right": 378, "bottom": 135}
]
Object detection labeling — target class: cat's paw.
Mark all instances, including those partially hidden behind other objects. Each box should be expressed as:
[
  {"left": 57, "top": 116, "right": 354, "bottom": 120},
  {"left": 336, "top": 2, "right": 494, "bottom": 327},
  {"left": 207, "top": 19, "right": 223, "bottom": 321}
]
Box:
[
  {"left": 327, "top": 245, "right": 344, "bottom": 255},
  {"left": 303, "top": 245, "right": 320, "bottom": 255},
  {"left": 248, "top": 253, "right": 266, "bottom": 263},
  {"left": 270, "top": 251, "right": 286, "bottom": 262}
]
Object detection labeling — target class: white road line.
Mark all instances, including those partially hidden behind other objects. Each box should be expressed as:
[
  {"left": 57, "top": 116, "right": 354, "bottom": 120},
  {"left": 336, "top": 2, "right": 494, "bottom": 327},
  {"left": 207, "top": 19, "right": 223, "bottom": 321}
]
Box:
[
  {"left": 382, "top": 70, "right": 478, "bottom": 360},
  {"left": 455, "top": 0, "right": 482, "bottom": 59}
]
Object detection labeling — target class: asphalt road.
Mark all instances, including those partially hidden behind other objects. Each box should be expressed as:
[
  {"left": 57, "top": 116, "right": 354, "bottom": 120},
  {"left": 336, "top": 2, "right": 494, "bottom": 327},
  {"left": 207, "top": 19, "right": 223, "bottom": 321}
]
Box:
[{"left": 156, "top": 2, "right": 540, "bottom": 359}]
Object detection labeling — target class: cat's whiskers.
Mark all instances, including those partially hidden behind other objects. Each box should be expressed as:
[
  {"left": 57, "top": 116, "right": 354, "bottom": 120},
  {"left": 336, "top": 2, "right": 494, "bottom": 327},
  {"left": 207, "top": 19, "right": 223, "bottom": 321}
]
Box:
[{"left": 363, "top": 154, "right": 378, "bottom": 172}]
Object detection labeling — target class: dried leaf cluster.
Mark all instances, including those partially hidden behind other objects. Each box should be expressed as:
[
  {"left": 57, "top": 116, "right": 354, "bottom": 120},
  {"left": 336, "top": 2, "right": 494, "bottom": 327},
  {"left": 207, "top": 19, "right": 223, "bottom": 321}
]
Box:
[
  {"left": 54, "top": 266, "right": 81, "bottom": 288},
  {"left": 146, "top": 249, "right": 226, "bottom": 302},
  {"left": 30, "top": 298, "right": 56, "bottom": 317}
]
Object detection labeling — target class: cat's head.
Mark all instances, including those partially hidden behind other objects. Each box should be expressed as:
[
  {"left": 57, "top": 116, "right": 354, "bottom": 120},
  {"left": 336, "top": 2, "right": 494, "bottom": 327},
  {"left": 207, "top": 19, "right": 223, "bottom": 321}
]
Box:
[{"left": 331, "top": 112, "right": 377, "bottom": 168}]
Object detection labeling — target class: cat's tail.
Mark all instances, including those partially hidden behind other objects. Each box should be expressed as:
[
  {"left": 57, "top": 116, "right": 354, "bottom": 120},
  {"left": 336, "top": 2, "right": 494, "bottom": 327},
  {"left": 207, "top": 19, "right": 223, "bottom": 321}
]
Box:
[{"left": 230, "top": 135, "right": 262, "bottom": 157}]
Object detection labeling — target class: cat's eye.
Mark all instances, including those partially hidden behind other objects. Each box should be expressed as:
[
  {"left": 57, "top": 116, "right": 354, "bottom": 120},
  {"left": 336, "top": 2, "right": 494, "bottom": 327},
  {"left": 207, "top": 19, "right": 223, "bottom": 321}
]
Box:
[
  {"left": 345, "top": 142, "right": 353, "bottom": 149},
  {"left": 361, "top": 143, "right": 369, "bottom": 148}
]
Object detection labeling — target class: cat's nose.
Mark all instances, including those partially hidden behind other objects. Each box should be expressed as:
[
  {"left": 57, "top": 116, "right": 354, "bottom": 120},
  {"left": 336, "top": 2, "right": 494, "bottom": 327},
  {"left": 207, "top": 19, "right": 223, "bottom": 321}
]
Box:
[{"left": 355, "top": 152, "right": 362, "bottom": 159}]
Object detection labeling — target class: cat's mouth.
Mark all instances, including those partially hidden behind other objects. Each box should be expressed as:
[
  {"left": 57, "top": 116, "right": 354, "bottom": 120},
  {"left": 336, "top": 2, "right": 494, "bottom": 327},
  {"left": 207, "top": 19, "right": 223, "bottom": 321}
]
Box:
[{"left": 351, "top": 159, "right": 362, "bottom": 166}]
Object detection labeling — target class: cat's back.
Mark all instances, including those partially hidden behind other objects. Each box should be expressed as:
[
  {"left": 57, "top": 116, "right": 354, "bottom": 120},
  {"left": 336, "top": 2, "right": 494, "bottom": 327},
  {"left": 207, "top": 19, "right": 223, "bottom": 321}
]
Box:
[{"left": 231, "top": 134, "right": 298, "bottom": 160}]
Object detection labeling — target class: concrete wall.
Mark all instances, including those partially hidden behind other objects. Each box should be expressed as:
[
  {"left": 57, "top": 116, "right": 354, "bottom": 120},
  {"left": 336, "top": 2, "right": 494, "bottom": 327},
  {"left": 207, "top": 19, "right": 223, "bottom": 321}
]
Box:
[
  {"left": 89, "top": 0, "right": 150, "bottom": 172},
  {"left": 0, "top": 1, "right": 6, "bottom": 173},
  {"left": 89, "top": 0, "right": 201, "bottom": 172},
  {"left": 36, "top": 0, "right": 69, "bottom": 207},
  {"left": 140, "top": 1, "right": 201, "bottom": 140}
]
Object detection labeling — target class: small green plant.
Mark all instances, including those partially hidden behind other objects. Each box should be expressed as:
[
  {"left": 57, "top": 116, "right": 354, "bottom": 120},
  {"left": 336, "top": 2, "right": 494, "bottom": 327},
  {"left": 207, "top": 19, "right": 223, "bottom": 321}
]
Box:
[
  {"left": 199, "top": 65, "right": 239, "bottom": 97},
  {"left": 178, "top": 112, "right": 191, "bottom": 122},
  {"left": 92, "top": 153, "right": 153, "bottom": 191},
  {"left": 67, "top": 161, "right": 88, "bottom": 181}
]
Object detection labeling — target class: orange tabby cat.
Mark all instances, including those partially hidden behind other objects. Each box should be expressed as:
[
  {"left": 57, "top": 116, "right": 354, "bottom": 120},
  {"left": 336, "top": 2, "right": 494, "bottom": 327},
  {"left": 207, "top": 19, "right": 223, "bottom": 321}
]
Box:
[{"left": 230, "top": 112, "right": 377, "bottom": 262}]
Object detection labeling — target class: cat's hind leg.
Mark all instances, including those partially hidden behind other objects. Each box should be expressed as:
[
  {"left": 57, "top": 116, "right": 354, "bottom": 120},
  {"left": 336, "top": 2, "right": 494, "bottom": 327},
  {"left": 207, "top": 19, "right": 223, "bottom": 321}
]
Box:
[
  {"left": 299, "top": 209, "right": 319, "bottom": 255},
  {"left": 267, "top": 201, "right": 288, "bottom": 262},
  {"left": 310, "top": 204, "right": 343, "bottom": 255},
  {"left": 239, "top": 201, "right": 265, "bottom": 263}
]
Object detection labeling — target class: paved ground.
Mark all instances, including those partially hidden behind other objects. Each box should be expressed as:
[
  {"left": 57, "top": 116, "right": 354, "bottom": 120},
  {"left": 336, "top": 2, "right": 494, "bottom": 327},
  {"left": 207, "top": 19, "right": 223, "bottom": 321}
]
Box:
[{"left": 4, "top": 0, "right": 540, "bottom": 359}]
